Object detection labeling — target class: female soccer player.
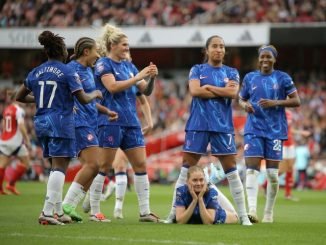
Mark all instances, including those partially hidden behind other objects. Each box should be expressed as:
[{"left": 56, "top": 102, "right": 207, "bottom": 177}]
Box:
[
  {"left": 0, "top": 89, "right": 31, "bottom": 195},
  {"left": 89, "top": 24, "right": 159, "bottom": 222},
  {"left": 239, "top": 45, "right": 300, "bottom": 223},
  {"left": 175, "top": 165, "right": 238, "bottom": 224},
  {"left": 110, "top": 94, "right": 153, "bottom": 219},
  {"left": 166, "top": 35, "right": 252, "bottom": 225},
  {"left": 16, "top": 30, "right": 103, "bottom": 225},
  {"left": 61, "top": 37, "right": 118, "bottom": 223}
]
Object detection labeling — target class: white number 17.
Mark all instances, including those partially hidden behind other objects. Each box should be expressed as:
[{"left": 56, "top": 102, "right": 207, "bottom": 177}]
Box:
[{"left": 38, "top": 80, "right": 57, "bottom": 108}]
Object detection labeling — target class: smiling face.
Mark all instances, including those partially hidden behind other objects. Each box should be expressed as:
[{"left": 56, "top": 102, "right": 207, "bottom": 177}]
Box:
[
  {"left": 206, "top": 36, "right": 225, "bottom": 65},
  {"left": 86, "top": 45, "right": 100, "bottom": 67},
  {"left": 110, "top": 37, "right": 130, "bottom": 61},
  {"left": 187, "top": 169, "right": 206, "bottom": 194},
  {"left": 258, "top": 50, "right": 276, "bottom": 74}
]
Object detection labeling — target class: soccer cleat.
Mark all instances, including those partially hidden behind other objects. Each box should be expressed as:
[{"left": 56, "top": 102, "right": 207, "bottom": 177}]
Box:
[
  {"left": 62, "top": 204, "right": 83, "bottom": 222},
  {"left": 248, "top": 212, "right": 259, "bottom": 223},
  {"left": 89, "top": 213, "right": 111, "bottom": 222},
  {"left": 285, "top": 195, "right": 299, "bottom": 202},
  {"left": 39, "top": 212, "right": 64, "bottom": 225},
  {"left": 82, "top": 192, "right": 90, "bottom": 213},
  {"left": 5, "top": 184, "right": 20, "bottom": 195},
  {"left": 55, "top": 213, "right": 72, "bottom": 224},
  {"left": 240, "top": 215, "right": 253, "bottom": 226},
  {"left": 262, "top": 213, "right": 273, "bottom": 223},
  {"left": 0, "top": 189, "right": 8, "bottom": 195},
  {"left": 113, "top": 209, "right": 124, "bottom": 219},
  {"left": 139, "top": 213, "right": 160, "bottom": 223}
]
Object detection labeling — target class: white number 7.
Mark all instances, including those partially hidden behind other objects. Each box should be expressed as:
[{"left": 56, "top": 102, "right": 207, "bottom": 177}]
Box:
[{"left": 38, "top": 80, "right": 57, "bottom": 108}]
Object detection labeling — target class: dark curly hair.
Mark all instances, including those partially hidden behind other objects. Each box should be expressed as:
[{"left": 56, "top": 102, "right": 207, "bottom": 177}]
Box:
[{"left": 38, "top": 30, "right": 67, "bottom": 61}]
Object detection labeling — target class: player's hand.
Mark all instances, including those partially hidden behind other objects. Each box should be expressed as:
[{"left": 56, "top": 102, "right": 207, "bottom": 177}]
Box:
[
  {"left": 136, "top": 66, "right": 151, "bottom": 81},
  {"left": 198, "top": 182, "right": 207, "bottom": 199},
  {"left": 226, "top": 81, "right": 238, "bottom": 87},
  {"left": 188, "top": 183, "right": 198, "bottom": 201},
  {"left": 107, "top": 109, "right": 118, "bottom": 121},
  {"left": 259, "top": 99, "right": 278, "bottom": 108},
  {"left": 148, "top": 62, "right": 158, "bottom": 78},
  {"left": 244, "top": 102, "right": 255, "bottom": 113},
  {"left": 94, "top": 90, "right": 103, "bottom": 100},
  {"left": 142, "top": 125, "right": 153, "bottom": 135}
]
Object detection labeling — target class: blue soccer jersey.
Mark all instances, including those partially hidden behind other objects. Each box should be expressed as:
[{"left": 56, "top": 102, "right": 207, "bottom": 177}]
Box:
[
  {"left": 24, "top": 60, "right": 82, "bottom": 139},
  {"left": 67, "top": 60, "right": 98, "bottom": 130},
  {"left": 175, "top": 184, "right": 223, "bottom": 224},
  {"left": 239, "top": 70, "right": 297, "bottom": 140},
  {"left": 185, "top": 63, "right": 239, "bottom": 133},
  {"left": 94, "top": 57, "right": 141, "bottom": 127}
]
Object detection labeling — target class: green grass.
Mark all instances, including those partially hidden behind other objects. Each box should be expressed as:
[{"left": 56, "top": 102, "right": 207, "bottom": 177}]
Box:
[{"left": 0, "top": 182, "right": 325, "bottom": 245}]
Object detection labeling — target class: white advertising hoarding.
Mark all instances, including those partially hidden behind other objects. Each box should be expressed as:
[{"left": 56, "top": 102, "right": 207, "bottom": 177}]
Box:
[{"left": 0, "top": 24, "right": 270, "bottom": 49}]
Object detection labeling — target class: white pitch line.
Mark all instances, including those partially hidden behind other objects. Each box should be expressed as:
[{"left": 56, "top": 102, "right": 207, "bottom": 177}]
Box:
[{"left": 3, "top": 232, "right": 239, "bottom": 245}]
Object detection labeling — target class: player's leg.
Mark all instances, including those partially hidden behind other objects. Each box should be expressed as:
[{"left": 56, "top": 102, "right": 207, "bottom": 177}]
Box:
[
  {"left": 125, "top": 146, "right": 159, "bottom": 222},
  {"left": 63, "top": 146, "right": 100, "bottom": 222},
  {"left": 262, "top": 139, "right": 282, "bottom": 223},
  {"left": 39, "top": 137, "right": 74, "bottom": 225},
  {"left": 0, "top": 154, "right": 11, "bottom": 195},
  {"left": 212, "top": 132, "right": 251, "bottom": 226},
  {"left": 112, "top": 149, "right": 128, "bottom": 219},
  {"left": 165, "top": 131, "right": 207, "bottom": 223},
  {"left": 7, "top": 145, "right": 30, "bottom": 195},
  {"left": 243, "top": 134, "right": 264, "bottom": 223},
  {"left": 88, "top": 147, "right": 116, "bottom": 222}
]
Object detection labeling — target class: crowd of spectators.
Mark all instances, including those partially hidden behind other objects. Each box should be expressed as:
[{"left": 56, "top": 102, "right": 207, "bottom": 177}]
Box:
[{"left": 0, "top": 0, "right": 325, "bottom": 28}]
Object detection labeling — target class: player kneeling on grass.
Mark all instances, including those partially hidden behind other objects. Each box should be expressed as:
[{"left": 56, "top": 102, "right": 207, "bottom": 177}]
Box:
[{"left": 175, "top": 166, "right": 238, "bottom": 225}]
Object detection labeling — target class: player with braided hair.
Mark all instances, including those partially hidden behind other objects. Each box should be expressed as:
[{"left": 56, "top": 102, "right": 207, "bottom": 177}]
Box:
[
  {"left": 61, "top": 37, "right": 118, "bottom": 223},
  {"left": 16, "top": 31, "right": 103, "bottom": 225}
]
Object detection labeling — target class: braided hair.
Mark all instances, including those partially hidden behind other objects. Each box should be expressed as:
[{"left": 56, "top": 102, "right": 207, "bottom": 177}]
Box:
[{"left": 71, "top": 37, "right": 96, "bottom": 60}]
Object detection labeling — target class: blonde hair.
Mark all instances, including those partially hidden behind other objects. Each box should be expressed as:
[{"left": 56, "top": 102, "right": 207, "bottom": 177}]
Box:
[
  {"left": 187, "top": 166, "right": 205, "bottom": 180},
  {"left": 97, "top": 24, "right": 127, "bottom": 57}
]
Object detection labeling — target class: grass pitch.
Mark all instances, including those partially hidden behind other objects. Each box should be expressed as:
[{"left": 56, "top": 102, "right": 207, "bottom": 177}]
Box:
[{"left": 0, "top": 182, "right": 325, "bottom": 245}]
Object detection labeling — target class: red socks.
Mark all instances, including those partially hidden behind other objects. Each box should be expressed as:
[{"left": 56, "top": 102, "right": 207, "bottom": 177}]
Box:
[{"left": 9, "top": 164, "right": 27, "bottom": 186}]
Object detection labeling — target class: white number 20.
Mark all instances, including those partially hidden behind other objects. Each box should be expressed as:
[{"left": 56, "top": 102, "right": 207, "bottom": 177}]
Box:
[
  {"left": 273, "top": 139, "right": 282, "bottom": 152},
  {"left": 38, "top": 80, "right": 57, "bottom": 108}
]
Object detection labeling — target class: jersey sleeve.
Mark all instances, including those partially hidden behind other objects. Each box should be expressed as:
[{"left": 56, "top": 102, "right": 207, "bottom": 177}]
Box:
[
  {"left": 228, "top": 68, "right": 240, "bottom": 83},
  {"left": 239, "top": 74, "right": 249, "bottom": 100},
  {"left": 283, "top": 73, "right": 297, "bottom": 96},
  {"left": 189, "top": 65, "right": 200, "bottom": 81},
  {"left": 206, "top": 188, "right": 220, "bottom": 210},
  {"left": 66, "top": 71, "right": 83, "bottom": 94},
  {"left": 174, "top": 187, "right": 187, "bottom": 207},
  {"left": 94, "top": 59, "right": 113, "bottom": 78},
  {"left": 130, "top": 62, "right": 139, "bottom": 76}
]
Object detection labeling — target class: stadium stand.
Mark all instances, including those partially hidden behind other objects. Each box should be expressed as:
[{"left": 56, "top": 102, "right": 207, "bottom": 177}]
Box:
[{"left": 0, "top": 0, "right": 325, "bottom": 28}]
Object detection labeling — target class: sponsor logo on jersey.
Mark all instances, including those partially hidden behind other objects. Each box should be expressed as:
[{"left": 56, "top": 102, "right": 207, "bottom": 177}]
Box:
[
  {"left": 87, "top": 134, "right": 94, "bottom": 141},
  {"left": 244, "top": 144, "right": 249, "bottom": 151}
]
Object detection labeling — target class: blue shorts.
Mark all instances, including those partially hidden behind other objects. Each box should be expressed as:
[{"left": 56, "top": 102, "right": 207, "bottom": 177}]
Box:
[
  {"left": 75, "top": 126, "right": 99, "bottom": 156},
  {"left": 243, "top": 134, "right": 283, "bottom": 161},
  {"left": 38, "top": 136, "right": 76, "bottom": 158},
  {"left": 183, "top": 131, "right": 236, "bottom": 155},
  {"left": 98, "top": 125, "right": 144, "bottom": 150},
  {"left": 214, "top": 207, "right": 226, "bottom": 224}
]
